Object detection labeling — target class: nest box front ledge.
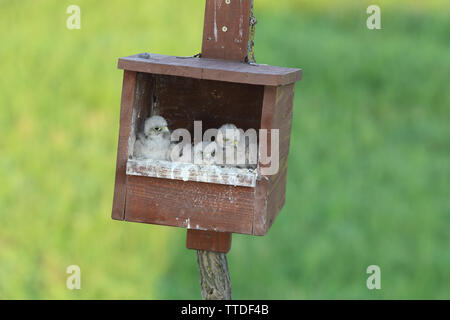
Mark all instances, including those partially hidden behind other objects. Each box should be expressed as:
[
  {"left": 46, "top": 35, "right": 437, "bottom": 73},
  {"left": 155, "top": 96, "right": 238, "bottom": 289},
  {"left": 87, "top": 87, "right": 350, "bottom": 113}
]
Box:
[{"left": 126, "top": 159, "right": 258, "bottom": 188}]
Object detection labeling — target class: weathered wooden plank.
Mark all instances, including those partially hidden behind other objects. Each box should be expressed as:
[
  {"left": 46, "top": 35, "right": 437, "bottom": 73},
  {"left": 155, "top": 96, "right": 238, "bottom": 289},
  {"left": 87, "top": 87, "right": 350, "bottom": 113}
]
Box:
[
  {"left": 124, "top": 176, "right": 256, "bottom": 235},
  {"left": 118, "top": 53, "right": 302, "bottom": 86},
  {"left": 126, "top": 159, "right": 258, "bottom": 188},
  {"left": 252, "top": 178, "right": 269, "bottom": 236},
  {"left": 201, "top": 0, "right": 252, "bottom": 62},
  {"left": 251, "top": 85, "right": 276, "bottom": 235},
  {"left": 111, "top": 71, "right": 137, "bottom": 220},
  {"left": 266, "top": 167, "right": 288, "bottom": 232},
  {"left": 264, "top": 84, "right": 295, "bottom": 234},
  {"left": 251, "top": 84, "right": 295, "bottom": 235}
]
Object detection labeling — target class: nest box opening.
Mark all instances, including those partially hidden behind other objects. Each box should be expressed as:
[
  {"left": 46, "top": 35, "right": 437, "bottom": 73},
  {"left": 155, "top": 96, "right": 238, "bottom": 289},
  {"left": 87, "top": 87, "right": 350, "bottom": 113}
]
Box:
[{"left": 125, "top": 71, "right": 265, "bottom": 188}]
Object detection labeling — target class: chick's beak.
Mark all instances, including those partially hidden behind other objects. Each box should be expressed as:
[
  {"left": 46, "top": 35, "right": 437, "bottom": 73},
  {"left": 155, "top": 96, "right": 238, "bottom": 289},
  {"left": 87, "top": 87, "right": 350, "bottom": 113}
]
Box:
[{"left": 163, "top": 126, "right": 169, "bottom": 132}]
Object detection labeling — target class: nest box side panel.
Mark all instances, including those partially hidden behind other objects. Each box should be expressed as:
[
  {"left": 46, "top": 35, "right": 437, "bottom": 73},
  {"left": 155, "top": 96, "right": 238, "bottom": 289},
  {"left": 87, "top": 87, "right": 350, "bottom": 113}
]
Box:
[
  {"left": 265, "top": 84, "right": 296, "bottom": 232},
  {"left": 252, "top": 84, "right": 296, "bottom": 235},
  {"left": 202, "top": 0, "right": 252, "bottom": 62},
  {"left": 112, "top": 71, "right": 137, "bottom": 220},
  {"left": 124, "top": 176, "right": 256, "bottom": 235},
  {"left": 129, "top": 73, "right": 154, "bottom": 146}
]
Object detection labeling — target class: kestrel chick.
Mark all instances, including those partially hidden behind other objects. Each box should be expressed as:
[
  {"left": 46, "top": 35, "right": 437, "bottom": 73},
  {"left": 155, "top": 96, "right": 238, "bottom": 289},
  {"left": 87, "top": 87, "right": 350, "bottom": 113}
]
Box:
[
  {"left": 167, "top": 142, "right": 193, "bottom": 163},
  {"left": 236, "top": 138, "right": 258, "bottom": 169},
  {"left": 193, "top": 141, "right": 218, "bottom": 165},
  {"left": 133, "top": 116, "right": 171, "bottom": 160},
  {"left": 217, "top": 124, "right": 242, "bottom": 166},
  {"left": 217, "top": 124, "right": 241, "bottom": 149}
]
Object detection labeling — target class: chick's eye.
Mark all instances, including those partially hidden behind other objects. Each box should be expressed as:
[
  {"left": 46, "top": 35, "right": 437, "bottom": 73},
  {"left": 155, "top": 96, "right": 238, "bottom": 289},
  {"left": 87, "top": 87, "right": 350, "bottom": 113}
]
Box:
[{"left": 155, "top": 127, "right": 161, "bottom": 132}]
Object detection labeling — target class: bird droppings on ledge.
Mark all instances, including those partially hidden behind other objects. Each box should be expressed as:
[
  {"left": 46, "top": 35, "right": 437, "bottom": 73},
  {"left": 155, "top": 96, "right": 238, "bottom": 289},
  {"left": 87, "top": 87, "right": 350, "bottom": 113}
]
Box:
[{"left": 126, "top": 159, "right": 258, "bottom": 188}]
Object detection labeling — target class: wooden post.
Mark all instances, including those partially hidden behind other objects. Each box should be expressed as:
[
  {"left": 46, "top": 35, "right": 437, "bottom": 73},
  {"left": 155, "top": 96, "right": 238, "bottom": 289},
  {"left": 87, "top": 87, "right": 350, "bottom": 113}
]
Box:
[
  {"left": 201, "top": 0, "right": 256, "bottom": 62},
  {"left": 197, "top": 250, "right": 232, "bottom": 300},
  {"left": 186, "top": 0, "right": 257, "bottom": 300}
]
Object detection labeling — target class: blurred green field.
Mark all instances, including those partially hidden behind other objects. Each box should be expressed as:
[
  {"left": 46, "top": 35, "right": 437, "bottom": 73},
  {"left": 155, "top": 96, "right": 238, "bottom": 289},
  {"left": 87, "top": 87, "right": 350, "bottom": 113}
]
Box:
[{"left": 0, "top": 0, "right": 449, "bottom": 299}]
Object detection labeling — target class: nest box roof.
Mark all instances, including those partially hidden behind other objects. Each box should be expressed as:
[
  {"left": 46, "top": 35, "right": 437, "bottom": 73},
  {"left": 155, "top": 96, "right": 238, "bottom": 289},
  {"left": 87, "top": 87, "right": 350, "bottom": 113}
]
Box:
[{"left": 118, "top": 53, "right": 302, "bottom": 86}]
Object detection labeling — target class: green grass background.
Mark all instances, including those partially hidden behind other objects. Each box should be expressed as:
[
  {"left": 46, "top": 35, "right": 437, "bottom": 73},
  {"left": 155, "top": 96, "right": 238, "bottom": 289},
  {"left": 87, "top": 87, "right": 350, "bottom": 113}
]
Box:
[{"left": 0, "top": 0, "right": 449, "bottom": 299}]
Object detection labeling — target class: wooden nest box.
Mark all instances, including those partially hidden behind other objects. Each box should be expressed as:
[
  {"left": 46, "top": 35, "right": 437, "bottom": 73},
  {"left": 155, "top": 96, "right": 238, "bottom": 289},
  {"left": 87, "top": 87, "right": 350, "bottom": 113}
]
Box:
[{"left": 112, "top": 0, "right": 302, "bottom": 253}]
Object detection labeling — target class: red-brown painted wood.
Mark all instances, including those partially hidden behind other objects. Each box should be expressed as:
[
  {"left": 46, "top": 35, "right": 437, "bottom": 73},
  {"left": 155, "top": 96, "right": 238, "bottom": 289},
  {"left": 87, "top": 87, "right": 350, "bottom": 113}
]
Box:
[
  {"left": 149, "top": 74, "right": 264, "bottom": 136},
  {"left": 202, "top": 0, "right": 252, "bottom": 62},
  {"left": 252, "top": 84, "right": 296, "bottom": 235},
  {"left": 125, "top": 175, "right": 256, "bottom": 235},
  {"left": 111, "top": 71, "right": 137, "bottom": 220},
  {"left": 187, "top": 230, "right": 232, "bottom": 253},
  {"left": 118, "top": 54, "right": 302, "bottom": 86}
]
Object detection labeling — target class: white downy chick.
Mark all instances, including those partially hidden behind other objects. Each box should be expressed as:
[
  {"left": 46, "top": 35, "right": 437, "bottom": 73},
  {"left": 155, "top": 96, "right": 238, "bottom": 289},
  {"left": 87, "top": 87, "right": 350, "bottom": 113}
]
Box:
[
  {"left": 236, "top": 137, "right": 258, "bottom": 169},
  {"left": 193, "top": 141, "right": 218, "bottom": 165},
  {"left": 167, "top": 142, "right": 193, "bottom": 163},
  {"left": 217, "top": 124, "right": 242, "bottom": 167},
  {"left": 133, "top": 116, "right": 170, "bottom": 160}
]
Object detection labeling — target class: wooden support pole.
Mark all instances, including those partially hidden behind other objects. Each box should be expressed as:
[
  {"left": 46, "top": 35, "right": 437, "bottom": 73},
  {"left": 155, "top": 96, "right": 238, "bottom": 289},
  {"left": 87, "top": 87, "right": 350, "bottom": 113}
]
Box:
[
  {"left": 197, "top": 250, "right": 232, "bottom": 300},
  {"left": 187, "top": 0, "right": 257, "bottom": 300}
]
